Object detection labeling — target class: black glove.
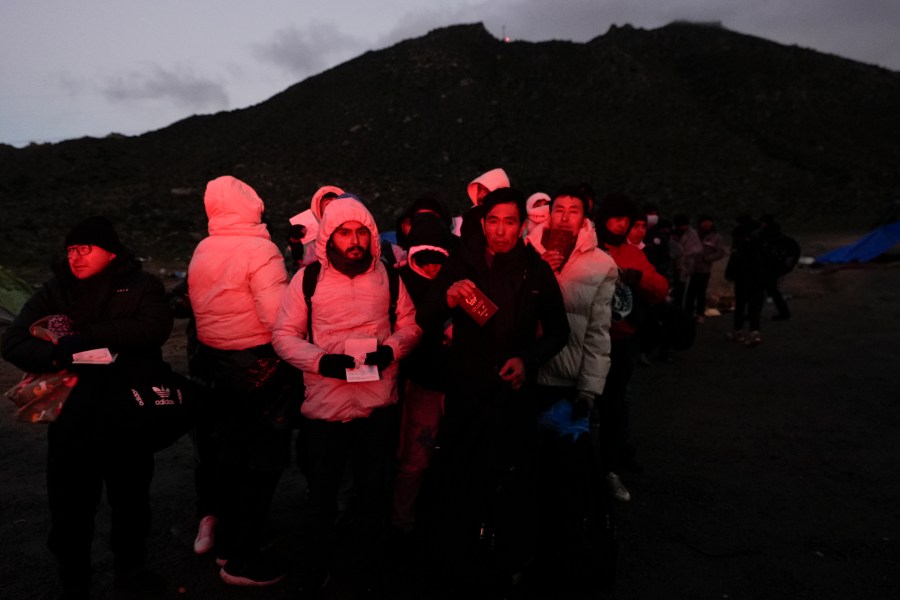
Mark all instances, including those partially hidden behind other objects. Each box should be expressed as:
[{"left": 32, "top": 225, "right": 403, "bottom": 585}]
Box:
[
  {"left": 364, "top": 345, "right": 394, "bottom": 371},
  {"left": 52, "top": 334, "right": 89, "bottom": 368},
  {"left": 318, "top": 353, "right": 355, "bottom": 379},
  {"left": 620, "top": 268, "right": 643, "bottom": 288}
]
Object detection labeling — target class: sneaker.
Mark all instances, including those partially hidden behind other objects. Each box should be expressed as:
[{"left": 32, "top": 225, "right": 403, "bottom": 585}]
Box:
[
  {"left": 745, "top": 331, "right": 762, "bottom": 347},
  {"left": 726, "top": 330, "right": 745, "bottom": 343},
  {"left": 193, "top": 515, "right": 217, "bottom": 554},
  {"left": 220, "top": 558, "right": 286, "bottom": 587},
  {"left": 114, "top": 568, "right": 166, "bottom": 594},
  {"left": 606, "top": 472, "right": 631, "bottom": 502}
]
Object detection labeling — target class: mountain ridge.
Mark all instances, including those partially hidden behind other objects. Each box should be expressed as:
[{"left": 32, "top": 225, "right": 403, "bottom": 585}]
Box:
[{"left": 2, "top": 22, "right": 898, "bottom": 274}]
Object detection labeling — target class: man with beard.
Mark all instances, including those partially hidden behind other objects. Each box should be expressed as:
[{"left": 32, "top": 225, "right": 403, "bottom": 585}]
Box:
[{"left": 273, "top": 194, "right": 421, "bottom": 596}]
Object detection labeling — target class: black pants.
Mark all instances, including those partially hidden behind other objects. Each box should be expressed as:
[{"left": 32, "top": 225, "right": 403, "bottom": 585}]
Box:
[
  {"left": 47, "top": 391, "right": 155, "bottom": 593},
  {"left": 430, "top": 384, "right": 539, "bottom": 591},
  {"left": 201, "top": 344, "right": 292, "bottom": 564},
  {"left": 765, "top": 277, "right": 790, "bottom": 317},
  {"left": 300, "top": 405, "right": 397, "bottom": 585},
  {"left": 596, "top": 336, "right": 640, "bottom": 474},
  {"left": 685, "top": 272, "right": 712, "bottom": 317},
  {"left": 733, "top": 280, "right": 765, "bottom": 331}
]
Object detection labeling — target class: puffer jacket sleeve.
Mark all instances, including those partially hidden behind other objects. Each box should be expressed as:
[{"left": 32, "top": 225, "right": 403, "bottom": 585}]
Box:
[
  {"left": 249, "top": 244, "right": 289, "bottom": 331},
  {"left": 382, "top": 277, "right": 422, "bottom": 361},
  {"left": 634, "top": 250, "right": 669, "bottom": 305},
  {"left": 272, "top": 267, "right": 326, "bottom": 373},
  {"left": 577, "top": 264, "right": 616, "bottom": 395},
  {"left": 520, "top": 258, "right": 570, "bottom": 372}
]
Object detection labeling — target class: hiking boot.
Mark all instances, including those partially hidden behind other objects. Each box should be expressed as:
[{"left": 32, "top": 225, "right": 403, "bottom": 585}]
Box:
[
  {"left": 220, "top": 557, "right": 286, "bottom": 587},
  {"left": 606, "top": 472, "right": 631, "bottom": 502},
  {"left": 745, "top": 331, "right": 762, "bottom": 347},
  {"left": 193, "top": 515, "right": 217, "bottom": 555},
  {"left": 114, "top": 568, "right": 166, "bottom": 595}
]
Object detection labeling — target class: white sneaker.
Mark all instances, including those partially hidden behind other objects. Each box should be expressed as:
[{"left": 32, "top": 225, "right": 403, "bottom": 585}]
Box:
[
  {"left": 606, "top": 472, "right": 631, "bottom": 502},
  {"left": 193, "top": 515, "right": 217, "bottom": 555}
]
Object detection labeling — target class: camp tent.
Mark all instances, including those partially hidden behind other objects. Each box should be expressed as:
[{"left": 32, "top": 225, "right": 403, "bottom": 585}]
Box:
[
  {"left": 815, "top": 221, "right": 900, "bottom": 264},
  {"left": 0, "top": 265, "right": 34, "bottom": 324}
]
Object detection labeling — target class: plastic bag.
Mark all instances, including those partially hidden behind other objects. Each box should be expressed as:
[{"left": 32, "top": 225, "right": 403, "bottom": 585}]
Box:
[{"left": 6, "top": 370, "right": 79, "bottom": 423}]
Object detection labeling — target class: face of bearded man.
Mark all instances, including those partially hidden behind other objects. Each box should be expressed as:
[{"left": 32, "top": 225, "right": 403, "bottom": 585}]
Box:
[{"left": 330, "top": 220, "right": 371, "bottom": 261}]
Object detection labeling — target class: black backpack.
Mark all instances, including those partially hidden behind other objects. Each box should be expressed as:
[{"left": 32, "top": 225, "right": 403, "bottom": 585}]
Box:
[
  {"left": 763, "top": 234, "right": 801, "bottom": 276},
  {"left": 301, "top": 260, "right": 400, "bottom": 343}
]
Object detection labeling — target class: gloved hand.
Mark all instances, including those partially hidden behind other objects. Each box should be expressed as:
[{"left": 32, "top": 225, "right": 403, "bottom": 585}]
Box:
[
  {"left": 364, "top": 345, "right": 394, "bottom": 371},
  {"left": 572, "top": 391, "right": 595, "bottom": 421},
  {"left": 52, "top": 334, "right": 89, "bottom": 368},
  {"left": 619, "top": 268, "right": 643, "bottom": 288},
  {"left": 318, "top": 353, "right": 355, "bottom": 379}
]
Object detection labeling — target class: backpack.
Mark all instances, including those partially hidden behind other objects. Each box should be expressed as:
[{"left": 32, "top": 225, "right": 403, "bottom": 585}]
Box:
[
  {"left": 763, "top": 234, "right": 801, "bottom": 276},
  {"left": 301, "top": 260, "right": 400, "bottom": 343},
  {"left": 610, "top": 279, "right": 634, "bottom": 323}
]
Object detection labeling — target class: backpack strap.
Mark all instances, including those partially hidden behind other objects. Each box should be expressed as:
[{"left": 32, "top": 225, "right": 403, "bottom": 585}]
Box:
[
  {"left": 302, "top": 261, "right": 322, "bottom": 344},
  {"left": 302, "top": 260, "right": 399, "bottom": 343},
  {"left": 386, "top": 262, "right": 399, "bottom": 331}
]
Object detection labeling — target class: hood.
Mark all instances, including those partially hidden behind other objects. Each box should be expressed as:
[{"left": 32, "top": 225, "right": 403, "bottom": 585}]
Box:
[
  {"left": 204, "top": 176, "right": 270, "bottom": 239},
  {"left": 316, "top": 194, "right": 381, "bottom": 270},
  {"left": 407, "top": 213, "right": 452, "bottom": 279},
  {"left": 311, "top": 185, "right": 346, "bottom": 221},
  {"left": 466, "top": 168, "right": 510, "bottom": 205}
]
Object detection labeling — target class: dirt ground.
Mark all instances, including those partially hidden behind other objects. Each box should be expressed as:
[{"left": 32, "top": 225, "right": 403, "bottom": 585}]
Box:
[{"left": 2, "top": 232, "right": 898, "bottom": 599}]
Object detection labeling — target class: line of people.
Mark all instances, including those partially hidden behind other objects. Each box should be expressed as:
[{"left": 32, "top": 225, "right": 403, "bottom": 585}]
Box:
[{"left": 2, "top": 167, "right": 795, "bottom": 599}]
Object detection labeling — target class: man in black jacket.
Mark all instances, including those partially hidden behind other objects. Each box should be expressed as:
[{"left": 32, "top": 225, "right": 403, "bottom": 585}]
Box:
[
  {"left": 417, "top": 188, "right": 569, "bottom": 594},
  {"left": 2, "top": 216, "right": 173, "bottom": 599}
]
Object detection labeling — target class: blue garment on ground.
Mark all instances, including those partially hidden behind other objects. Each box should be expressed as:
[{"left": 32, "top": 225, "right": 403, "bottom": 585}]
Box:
[
  {"left": 816, "top": 222, "right": 900, "bottom": 264},
  {"left": 538, "top": 399, "right": 590, "bottom": 441}
]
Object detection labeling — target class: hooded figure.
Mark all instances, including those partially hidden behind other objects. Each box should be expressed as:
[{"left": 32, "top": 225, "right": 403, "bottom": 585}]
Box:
[
  {"left": 187, "top": 176, "right": 294, "bottom": 587},
  {"left": 273, "top": 194, "right": 421, "bottom": 422},
  {"left": 189, "top": 176, "right": 288, "bottom": 351},
  {"left": 460, "top": 167, "right": 511, "bottom": 251},
  {"left": 524, "top": 192, "right": 551, "bottom": 237},
  {"left": 296, "top": 185, "right": 346, "bottom": 268},
  {"left": 272, "top": 195, "right": 421, "bottom": 593}
]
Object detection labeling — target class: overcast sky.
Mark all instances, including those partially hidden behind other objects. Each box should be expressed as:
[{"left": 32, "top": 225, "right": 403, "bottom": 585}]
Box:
[{"left": 2, "top": 0, "right": 898, "bottom": 147}]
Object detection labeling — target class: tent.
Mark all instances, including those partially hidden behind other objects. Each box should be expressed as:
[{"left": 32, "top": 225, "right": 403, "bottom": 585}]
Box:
[
  {"left": 816, "top": 221, "right": 900, "bottom": 264},
  {"left": 0, "top": 265, "right": 34, "bottom": 324}
]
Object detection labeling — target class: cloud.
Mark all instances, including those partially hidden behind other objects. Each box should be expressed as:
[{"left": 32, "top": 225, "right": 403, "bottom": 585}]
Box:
[
  {"left": 100, "top": 65, "right": 229, "bottom": 111},
  {"left": 252, "top": 23, "right": 365, "bottom": 77}
]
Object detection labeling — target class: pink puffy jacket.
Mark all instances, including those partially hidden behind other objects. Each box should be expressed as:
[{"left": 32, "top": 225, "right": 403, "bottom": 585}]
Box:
[
  {"left": 188, "top": 176, "right": 288, "bottom": 350},
  {"left": 273, "top": 197, "right": 422, "bottom": 422}
]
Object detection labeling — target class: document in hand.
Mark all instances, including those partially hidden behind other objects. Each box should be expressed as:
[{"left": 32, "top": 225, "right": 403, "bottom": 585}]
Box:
[
  {"left": 459, "top": 285, "right": 499, "bottom": 326},
  {"left": 71, "top": 348, "right": 117, "bottom": 365}
]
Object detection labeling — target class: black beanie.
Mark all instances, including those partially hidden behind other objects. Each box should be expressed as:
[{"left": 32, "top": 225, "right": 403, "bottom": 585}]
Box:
[{"left": 65, "top": 216, "right": 122, "bottom": 254}]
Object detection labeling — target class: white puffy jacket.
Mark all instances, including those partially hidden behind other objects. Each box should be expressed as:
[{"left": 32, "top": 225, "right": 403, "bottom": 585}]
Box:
[
  {"left": 273, "top": 197, "right": 422, "bottom": 422},
  {"left": 527, "top": 219, "right": 617, "bottom": 395},
  {"left": 188, "top": 176, "right": 288, "bottom": 350}
]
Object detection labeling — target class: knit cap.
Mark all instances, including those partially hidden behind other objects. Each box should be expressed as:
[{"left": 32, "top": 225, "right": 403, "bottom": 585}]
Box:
[{"left": 64, "top": 216, "right": 122, "bottom": 254}]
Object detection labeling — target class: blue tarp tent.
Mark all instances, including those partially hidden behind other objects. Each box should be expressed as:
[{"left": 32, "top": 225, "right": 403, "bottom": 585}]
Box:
[{"left": 816, "top": 221, "right": 900, "bottom": 264}]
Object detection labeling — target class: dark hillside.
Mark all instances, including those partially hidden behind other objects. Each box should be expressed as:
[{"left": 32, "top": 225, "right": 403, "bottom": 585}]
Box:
[{"left": 2, "top": 22, "right": 898, "bottom": 275}]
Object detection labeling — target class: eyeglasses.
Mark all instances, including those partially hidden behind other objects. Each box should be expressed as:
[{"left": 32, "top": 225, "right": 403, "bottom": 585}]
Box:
[{"left": 66, "top": 244, "right": 93, "bottom": 256}]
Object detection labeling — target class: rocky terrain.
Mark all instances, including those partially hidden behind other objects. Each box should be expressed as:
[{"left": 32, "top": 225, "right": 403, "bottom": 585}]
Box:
[{"left": 2, "top": 21, "right": 898, "bottom": 279}]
